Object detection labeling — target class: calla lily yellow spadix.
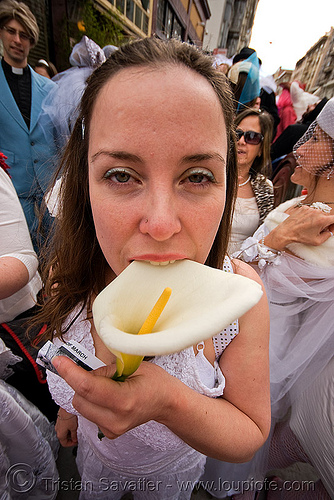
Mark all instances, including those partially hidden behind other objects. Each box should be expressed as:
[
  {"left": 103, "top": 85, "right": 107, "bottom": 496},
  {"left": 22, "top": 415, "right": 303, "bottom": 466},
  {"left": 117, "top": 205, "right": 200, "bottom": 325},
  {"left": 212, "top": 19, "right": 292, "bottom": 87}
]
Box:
[
  {"left": 93, "top": 260, "right": 263, "bottom": 363},
  {"left": 112, "top": 287, "right": 172, "bottom": 381}
]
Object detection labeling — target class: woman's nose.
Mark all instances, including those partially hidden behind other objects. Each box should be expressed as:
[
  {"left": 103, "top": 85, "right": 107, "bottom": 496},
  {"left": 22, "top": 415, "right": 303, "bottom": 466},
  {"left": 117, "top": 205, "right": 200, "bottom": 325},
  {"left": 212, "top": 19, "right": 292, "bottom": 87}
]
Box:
[
  {"left": 139, "top": 192, "right": 181, "bottom": 241},
  {"left": 296, "top": 143, "right": 305, "bottom": 158},
  {"left": 238, "top": 134, "right": 246, "bottom": 145}
]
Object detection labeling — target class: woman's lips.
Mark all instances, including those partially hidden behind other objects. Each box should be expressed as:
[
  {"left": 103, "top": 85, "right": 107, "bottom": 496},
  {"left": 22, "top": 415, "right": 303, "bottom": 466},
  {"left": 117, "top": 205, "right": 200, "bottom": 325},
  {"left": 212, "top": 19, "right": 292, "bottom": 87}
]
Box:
[{"left": 130, "top": 255, "right": 187, "bottom": 265}]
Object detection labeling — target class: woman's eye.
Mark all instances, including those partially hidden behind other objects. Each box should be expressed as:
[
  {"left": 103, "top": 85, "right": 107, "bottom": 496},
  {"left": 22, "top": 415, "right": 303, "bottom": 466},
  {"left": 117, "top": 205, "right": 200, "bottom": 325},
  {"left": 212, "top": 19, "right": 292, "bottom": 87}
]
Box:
[
  {"left": 189, "top": 173, "right": 206, "bottom": 183},
  {"left": 185, "top": 169, "right": 216, "bottom": 185},
  {"left": 114, "top": 171, "right": 131, "bottom": 183},
  {"left": 104, "top": 169, "right": 133, "bottom": 183}
]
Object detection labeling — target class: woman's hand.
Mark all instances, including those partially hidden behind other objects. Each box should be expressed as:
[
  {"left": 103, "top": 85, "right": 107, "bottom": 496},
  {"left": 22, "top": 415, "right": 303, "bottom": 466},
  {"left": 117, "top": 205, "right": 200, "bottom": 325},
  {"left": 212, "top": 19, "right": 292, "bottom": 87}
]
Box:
[
  {"left": 52, "top": 317, "right": 271, "bottom": 463},
  {"left": 55, "top": 408, "right": 78, "bottom": 447},
  {"left": 264, "top": 205, "right": 334, "bottom": 251},
  {"left": 52, "top": 357, "right": 173, "bottom": 440}
]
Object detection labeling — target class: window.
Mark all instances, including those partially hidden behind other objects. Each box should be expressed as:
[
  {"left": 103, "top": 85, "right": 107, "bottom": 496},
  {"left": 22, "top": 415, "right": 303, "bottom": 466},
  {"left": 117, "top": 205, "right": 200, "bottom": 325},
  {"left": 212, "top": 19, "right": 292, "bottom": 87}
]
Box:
[
  {"left": 157, "top": 0, "right": 183, "bottom": 40},
  {"left": 114, "top": 0, "right": 149, "bottom": 34},
  {"left": 126, "top": 0, "right": 134, "bottom": 22},
  {"left": 116, "top": 0, "right": 125, "bottom": 14}
]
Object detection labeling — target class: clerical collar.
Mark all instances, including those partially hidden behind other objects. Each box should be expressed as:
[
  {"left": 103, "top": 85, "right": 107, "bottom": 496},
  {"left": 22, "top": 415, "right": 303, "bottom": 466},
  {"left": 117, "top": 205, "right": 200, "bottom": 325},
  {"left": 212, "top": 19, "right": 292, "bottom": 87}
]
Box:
[
  {"left": 1, "top": 58, "right": 28, "bottom": 75},
  {"left": 12, "top": 66, "right": 23, "bottom": 75}
]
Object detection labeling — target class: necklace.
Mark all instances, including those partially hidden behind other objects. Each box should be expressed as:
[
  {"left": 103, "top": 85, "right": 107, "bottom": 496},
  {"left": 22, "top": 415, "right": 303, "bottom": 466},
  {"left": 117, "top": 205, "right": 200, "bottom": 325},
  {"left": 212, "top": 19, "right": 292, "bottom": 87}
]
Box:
[
  {"left": 238, "top": 175, "right": 251, "bottom": 187},
  {"left": 296, "top": 201, "right": 334, "bottom": 213}
]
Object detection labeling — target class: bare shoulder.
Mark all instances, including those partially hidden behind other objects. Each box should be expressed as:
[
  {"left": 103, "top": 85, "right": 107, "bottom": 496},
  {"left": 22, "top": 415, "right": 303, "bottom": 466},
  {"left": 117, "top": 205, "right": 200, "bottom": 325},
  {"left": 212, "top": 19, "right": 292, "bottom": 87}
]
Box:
[{"left": 231, "top": 258, "right": 262, "bottom": 285}]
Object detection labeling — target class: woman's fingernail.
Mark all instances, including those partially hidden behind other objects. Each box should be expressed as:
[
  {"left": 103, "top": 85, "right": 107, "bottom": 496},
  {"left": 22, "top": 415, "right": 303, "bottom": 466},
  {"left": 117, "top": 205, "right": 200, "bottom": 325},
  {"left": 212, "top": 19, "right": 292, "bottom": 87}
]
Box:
[{"left": 52, "top": 356, "right": 60, "bottom": 369}]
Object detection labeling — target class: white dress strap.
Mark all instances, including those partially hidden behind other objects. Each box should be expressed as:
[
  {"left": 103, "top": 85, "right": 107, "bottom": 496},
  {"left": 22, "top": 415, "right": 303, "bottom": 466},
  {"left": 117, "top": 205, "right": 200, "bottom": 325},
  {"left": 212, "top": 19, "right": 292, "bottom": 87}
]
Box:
[{"left": 212, "top": 256, "right": 239, "bottom": 360}]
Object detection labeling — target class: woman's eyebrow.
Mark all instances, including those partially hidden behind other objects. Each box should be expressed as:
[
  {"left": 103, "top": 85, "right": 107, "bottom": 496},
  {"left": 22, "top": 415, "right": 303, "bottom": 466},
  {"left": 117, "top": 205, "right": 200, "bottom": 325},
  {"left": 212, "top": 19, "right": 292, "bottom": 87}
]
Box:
[
  {"left": 180, "top": 153, "right": 226, "bottom": 165},
  {"left": 90, "top": 150, "right": 144, "bottom": 163}
]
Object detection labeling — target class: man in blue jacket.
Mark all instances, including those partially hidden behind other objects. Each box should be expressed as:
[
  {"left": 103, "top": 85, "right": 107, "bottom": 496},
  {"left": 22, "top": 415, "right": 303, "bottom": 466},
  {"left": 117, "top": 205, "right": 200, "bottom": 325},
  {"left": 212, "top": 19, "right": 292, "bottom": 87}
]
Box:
[{"left": 0, "top": 0, "right": 57, "bottom": 252}]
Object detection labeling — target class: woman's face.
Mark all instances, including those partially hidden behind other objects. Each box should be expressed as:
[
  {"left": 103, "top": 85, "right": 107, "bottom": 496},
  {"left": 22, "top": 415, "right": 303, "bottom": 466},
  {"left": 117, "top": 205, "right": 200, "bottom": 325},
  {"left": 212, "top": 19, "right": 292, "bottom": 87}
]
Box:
[
  {"left": 88, "top": 65, "right": 228, "bottom": 276},
  {"left": 236, "top": 115, "right": 262, "bottom": 172},
  {"left": 291, "top": 126, "right": 334, "bottom": 187}
]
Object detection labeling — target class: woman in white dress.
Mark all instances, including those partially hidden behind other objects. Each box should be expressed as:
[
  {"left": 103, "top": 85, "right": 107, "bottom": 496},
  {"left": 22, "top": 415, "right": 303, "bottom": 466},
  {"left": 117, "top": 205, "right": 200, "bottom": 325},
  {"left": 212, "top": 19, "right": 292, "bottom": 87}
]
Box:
[
  {"left": 33, "top": 38, "right": 271, "bottom": 500},
  {"left": 229, "top": 109, "right": 274, "bottom": 255}
]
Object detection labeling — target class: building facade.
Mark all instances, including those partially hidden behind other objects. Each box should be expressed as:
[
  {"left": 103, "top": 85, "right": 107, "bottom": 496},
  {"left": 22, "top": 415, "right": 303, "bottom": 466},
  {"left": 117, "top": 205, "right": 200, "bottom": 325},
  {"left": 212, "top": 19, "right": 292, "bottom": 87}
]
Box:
[
  {"left": 202, "top": 0, "right": 226, "bottom": 53},
  {"left": 151, "top": 0, "right": 211, "bottom": 46},
  {"left": 216, "top": 0, "right": 259, "bottom": 58},
  {"left": 310, "top": 27, "right": 334, "bottom": 98},
  {"left": 276, "top": 27, "right": 334, "bottom": 100},
  {"left": 15, "top": 0, "right": 211, "bottom": 70},
  {"left": 291, "top": 33, "right": 328, "bottom": 93}
]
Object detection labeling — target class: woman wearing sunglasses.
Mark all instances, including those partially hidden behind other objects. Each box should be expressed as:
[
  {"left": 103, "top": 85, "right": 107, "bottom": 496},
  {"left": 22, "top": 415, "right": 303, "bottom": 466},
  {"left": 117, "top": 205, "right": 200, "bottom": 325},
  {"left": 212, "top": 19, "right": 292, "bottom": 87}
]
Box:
[{"left": 228, "top": 109, "right": 274, "bottom": 255}]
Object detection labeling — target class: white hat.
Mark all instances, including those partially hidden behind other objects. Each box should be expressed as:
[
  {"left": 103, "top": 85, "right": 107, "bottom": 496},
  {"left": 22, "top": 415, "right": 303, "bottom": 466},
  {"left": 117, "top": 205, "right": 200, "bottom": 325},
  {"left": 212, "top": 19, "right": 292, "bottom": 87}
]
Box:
[
  {"left": 290, "top": 81, "right": 320, "bottom": 121},
  {"left": 317, "top": 97, "right": 334, "bottom": 139}
]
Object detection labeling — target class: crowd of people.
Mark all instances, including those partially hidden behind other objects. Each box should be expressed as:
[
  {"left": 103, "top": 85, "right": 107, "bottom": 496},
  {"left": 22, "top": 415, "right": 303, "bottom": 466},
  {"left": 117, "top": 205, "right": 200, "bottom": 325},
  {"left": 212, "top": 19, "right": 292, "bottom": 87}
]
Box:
[{"left": 0, "top": 1, "right": 333, "bottom": 499}]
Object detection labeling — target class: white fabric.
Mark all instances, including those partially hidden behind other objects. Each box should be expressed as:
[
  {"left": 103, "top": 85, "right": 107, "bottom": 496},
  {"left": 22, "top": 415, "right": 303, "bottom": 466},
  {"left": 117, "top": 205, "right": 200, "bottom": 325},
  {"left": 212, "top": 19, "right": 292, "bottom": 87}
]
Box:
[
  {"left": 290, "top": 81, "right": 320, "bottom": 121},
  {"left": 0, "top": 380, "right": 58, "bottom": 499},
  {"left": 228, "top": 197, "right": 260, "bottom": 255},
  {"left": 260, "top": 71, "right": 277, "bottom": 94},
  {"left": 244, "top": 196, "right": 334, "bottom": 417},
  {"left": 317, "top": 96, "right": 334, "bottom": 139},
  {"left": 69, "top": 36, "right": 106, "bottom": 69},
  {"left": 195, "top": 342, "right": 221, "bottom": 389},
  {"left": 0, "top": 338, "right": 21, "bottom": 380},
  {"left": 42, "top": 66, "right": 92, "bottom": 149},
  {"left": 202, "top": 196, "right": 334, "bottom": 496},
  {"left": 42, "top": 37, "right": 106, "bottom": 150},
  {"left": 290, "top": 357, "right": 334, "bottom": 498},
  {"left": 0, "top": 168, "right": 41, "bottom": 322},
  {"left": 47, "top": 303, "right": 234, "bottom": 499},
  {"left": 259, "top": 196, "right": 334, "bottom": 268},
  {"left": 212, "top": 257, "right": 239, "bottom": 358},
  {"left": 45, "top": 177, "right": 61, "bottom": 217}
]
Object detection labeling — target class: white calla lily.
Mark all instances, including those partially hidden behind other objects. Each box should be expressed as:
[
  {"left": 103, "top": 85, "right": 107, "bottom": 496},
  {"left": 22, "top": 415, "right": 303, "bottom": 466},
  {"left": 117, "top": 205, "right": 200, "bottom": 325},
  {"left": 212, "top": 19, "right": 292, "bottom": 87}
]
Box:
[{"left": 92, "top": 260, "right": 262, "bottom": 361}]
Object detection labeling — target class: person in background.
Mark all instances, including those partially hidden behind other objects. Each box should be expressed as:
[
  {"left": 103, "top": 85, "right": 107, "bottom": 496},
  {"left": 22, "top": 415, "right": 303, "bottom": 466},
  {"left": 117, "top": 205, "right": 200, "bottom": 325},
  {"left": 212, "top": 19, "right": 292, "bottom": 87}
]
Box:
[
  {"left": 228, "top": 97, "right": 334, "bottom": 499},
  {"left": 271, "top": 97, "right": 328, "bottom": 169},
  {"left": 0, "top": 155, "right": 58, "bottom": 421},
  {"left": 274, "top": 82, "right": 297, "bottom": 140},
  {"left": 228, "top": 108, "right": 274, "bottom": 255},
  {"left": 259, "top": 73, "right": 280, "bottom": 139},
  {"left": 230, "top": 47, "right": 280, "bottom": 134},
  {"left": 34, "top": 58, "right": 57, "bottom": 79},
  {"left": 35, "top": 37, "right": 270, "bottom": 500},
  {"left": 0, "top": 160, "right": 40, "bottom": 321},
  {"left": 228, "top": 50, "right": 261, "bottom": 113},
  {"left": 0, "top": 0, "right": 58, "bottom": 252},
  {"left": 290, "top": 80, "right": 320, "bottom": 122},
  {"left": 41, "top": 35, "right": 106, "bottom": 150},
  {"left": 212, "top": 53, "right": 231, "bottom": 76}
]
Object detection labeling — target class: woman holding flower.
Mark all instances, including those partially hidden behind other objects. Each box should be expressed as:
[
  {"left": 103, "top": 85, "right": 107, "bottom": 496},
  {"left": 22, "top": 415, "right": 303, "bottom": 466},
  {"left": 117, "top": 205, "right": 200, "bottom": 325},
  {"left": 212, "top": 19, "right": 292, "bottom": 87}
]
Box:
[{"left": 35, "top": 38, "right": 271, "bottom": 499}]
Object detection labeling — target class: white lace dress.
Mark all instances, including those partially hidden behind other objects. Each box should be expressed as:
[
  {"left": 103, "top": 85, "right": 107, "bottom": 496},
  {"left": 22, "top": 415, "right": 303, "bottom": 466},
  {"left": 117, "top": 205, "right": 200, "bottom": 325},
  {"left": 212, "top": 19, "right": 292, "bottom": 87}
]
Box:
[
  {"left": 228, "top": 197, "right": 260, "bottom": 256},
  {"left": 47, "top": 260, "right": 239, "bottom": 499}
]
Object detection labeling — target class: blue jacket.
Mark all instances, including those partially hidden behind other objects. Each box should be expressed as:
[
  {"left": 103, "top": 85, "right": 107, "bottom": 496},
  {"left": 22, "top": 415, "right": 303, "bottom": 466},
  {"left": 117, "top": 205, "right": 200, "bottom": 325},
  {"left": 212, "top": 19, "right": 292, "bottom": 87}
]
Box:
[{"left": 0, "top": 63, "right": 58, "bottom": 248}]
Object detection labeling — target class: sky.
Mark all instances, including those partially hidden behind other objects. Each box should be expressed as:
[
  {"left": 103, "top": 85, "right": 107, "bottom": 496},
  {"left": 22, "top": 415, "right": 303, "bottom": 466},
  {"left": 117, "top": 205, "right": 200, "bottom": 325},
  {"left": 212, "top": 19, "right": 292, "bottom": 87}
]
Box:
[{"left": 250, "top": 0, "right": 334, "bottom": 75}]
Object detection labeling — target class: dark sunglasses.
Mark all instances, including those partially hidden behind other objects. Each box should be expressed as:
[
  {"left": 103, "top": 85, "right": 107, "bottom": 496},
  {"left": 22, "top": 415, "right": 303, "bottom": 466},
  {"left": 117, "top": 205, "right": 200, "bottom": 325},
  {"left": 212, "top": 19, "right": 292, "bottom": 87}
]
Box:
[{"left": 236, "top": 129, "right": 264, "bottom": 145}]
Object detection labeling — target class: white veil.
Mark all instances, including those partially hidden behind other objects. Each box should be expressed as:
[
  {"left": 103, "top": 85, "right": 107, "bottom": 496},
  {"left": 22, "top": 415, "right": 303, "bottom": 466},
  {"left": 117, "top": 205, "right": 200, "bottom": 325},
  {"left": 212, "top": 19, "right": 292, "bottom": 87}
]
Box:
[
  {"left": 41, "top": 36, "right": 106, "bottom": 150},
  {"left": 262, "top": 252, "right": 334, "bottom": 419}
]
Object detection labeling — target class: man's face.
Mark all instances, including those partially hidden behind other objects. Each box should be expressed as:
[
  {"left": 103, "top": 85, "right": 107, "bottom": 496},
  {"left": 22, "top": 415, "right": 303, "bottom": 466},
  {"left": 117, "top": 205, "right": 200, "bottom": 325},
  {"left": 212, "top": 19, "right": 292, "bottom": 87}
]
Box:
[{"left": 0, "top": 19, "right": 32, "bottom": 67}]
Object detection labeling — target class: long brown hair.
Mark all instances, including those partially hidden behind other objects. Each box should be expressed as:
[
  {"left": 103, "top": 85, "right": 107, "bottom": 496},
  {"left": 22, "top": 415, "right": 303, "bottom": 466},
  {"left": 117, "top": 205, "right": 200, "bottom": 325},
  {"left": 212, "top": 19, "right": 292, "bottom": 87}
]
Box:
[{"left": 37, "top": 37, "right": 238, "bottom": 341}]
